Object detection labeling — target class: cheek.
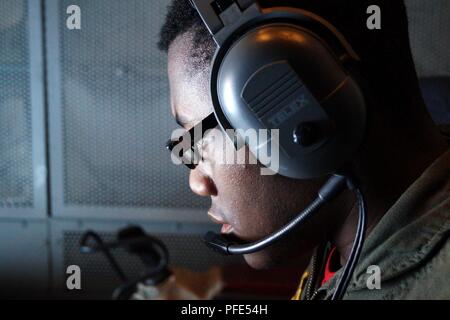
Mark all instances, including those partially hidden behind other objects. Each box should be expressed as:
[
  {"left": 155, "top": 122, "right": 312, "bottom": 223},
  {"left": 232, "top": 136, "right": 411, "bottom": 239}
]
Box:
[
  {"left": 206, "top": 131, "right": 322, "bottom": 239},
  {"left": 204, "top": 137, "right": 263, "bottom": 231},
  {"left": 209, "top": 156, "right": 291, "bottom": 238},
  {"left": 213, "top": 164, "right": 265, "bottom": 235}
]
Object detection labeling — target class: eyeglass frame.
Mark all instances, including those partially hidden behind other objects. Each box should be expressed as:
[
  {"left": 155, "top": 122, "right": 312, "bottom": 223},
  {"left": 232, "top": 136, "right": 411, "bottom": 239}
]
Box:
[{"left": 166, "top": 112, "right": 218, "bottom": 170}]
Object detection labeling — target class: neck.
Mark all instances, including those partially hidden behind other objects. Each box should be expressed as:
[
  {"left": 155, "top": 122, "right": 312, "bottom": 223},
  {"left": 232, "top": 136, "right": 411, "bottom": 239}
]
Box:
[{"left": 331, "top": 112, "right": 448, "bottom": 265}]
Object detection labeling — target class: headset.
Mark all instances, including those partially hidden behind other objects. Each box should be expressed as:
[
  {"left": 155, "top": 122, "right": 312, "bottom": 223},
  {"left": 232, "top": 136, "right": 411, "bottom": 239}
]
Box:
[{"left": 188, "top": 0, "right": 368, "bottom": 300}]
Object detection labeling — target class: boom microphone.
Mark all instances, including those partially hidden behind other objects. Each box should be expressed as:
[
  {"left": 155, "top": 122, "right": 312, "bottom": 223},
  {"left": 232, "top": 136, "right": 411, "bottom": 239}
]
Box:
[{"left": 203, "top": 174, "right": 349, "bottom": 255}]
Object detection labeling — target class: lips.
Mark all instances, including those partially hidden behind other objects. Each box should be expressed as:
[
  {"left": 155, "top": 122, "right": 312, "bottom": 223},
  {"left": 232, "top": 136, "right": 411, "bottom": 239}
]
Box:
[
  {"left": 207, "top": 210, "right": 234, "bottom": 235},
  {"left": 220, "top": 223, "right": 234, "bottom": 234}
]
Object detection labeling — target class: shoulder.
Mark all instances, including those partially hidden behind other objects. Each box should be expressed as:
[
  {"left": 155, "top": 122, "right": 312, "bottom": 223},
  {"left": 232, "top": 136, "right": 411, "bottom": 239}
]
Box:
[{"left": 387, "top": 233, "right": 450, "bottom": 300}]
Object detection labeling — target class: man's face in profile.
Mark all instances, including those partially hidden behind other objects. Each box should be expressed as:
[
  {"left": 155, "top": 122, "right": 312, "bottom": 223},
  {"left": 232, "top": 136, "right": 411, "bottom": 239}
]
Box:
[{"left": 166, "top": 32, "right": 348, "bottom": 269}]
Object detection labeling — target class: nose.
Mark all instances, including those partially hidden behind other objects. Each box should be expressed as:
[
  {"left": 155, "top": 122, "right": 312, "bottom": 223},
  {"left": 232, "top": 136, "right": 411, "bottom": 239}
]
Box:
[{"left": 189, "top": 168, "right": 217, "bottom": 197}]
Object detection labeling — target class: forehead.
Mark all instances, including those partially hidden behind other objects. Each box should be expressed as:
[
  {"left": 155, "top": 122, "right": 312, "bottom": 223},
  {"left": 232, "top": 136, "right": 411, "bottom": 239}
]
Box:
[{"left": 167, "top": 33, "right": 213, "bottom": 127}]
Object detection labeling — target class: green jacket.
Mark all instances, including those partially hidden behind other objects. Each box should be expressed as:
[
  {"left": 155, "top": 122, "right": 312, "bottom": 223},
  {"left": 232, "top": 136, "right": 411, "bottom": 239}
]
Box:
[{"left": 300, "top": 142, "right": 450, "bottom": 300}]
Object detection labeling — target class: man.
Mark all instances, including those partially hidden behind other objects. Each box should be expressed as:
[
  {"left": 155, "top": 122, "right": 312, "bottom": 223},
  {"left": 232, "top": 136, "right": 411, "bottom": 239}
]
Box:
[{"left": 158, "top": 0, "right": 450, "bottom": 299}]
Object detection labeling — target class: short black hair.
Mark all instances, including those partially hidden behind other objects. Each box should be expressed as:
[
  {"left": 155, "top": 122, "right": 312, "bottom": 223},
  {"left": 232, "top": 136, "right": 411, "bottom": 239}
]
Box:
[
  {"left": 157, "top": 0, "right": 203, "bottom": 53},
  {"left": 158, "top": 0, "right": 216, "bottom": 69}
]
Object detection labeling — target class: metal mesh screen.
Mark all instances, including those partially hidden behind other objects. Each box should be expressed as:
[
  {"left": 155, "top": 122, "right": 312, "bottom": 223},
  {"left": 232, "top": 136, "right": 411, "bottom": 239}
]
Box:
[
  {"left": 63, "top": 231, "right": 238, "bottom": 296},
  {"left": 54, "top": 0, "right": 448, "bottom": 210},
  {"left": 58, "top": 0, "right": 208, "bottom": 208},
  {"left": 0, "top": 0, "right": 33, "bottom": 208},
  {"left": 406, "top": 0, "right": 450, "bottom": 77}
]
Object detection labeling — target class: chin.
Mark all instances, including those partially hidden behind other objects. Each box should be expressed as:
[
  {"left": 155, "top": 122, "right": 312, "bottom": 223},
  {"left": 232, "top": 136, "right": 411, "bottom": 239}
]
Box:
[
  {"left": 243, "top": 251, "right": 278, "bottom": 270},
  {"left": 242, "top": 240, "right": 313, "bottom": 271}
]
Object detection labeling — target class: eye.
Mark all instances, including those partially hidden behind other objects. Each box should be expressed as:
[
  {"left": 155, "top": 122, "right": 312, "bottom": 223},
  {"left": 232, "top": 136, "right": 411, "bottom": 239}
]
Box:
[{"left": 197, "top": 131, "right": 215, "bottom": 150}]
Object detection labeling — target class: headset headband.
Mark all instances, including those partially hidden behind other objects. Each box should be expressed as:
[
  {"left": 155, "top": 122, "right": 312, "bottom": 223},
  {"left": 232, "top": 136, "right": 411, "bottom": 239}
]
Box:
[{"left": 190, "top": 0, "right": 360, "bottom": 61}]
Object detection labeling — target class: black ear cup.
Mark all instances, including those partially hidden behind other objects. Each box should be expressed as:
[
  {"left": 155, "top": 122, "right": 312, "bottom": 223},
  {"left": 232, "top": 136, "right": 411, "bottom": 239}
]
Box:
[{"left": 209, "top": 9, "right": 366, "bottom": 178}]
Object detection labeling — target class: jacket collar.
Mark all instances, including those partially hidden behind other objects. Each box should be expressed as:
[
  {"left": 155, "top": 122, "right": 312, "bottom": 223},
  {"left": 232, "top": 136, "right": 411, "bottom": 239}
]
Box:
[{"left": 319, "top": 148, "right": 450, "bottom": 297}]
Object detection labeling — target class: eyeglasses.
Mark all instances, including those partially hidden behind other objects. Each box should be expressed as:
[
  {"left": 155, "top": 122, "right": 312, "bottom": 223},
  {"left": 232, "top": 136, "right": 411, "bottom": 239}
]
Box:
[{"left": 166, "top": 112, "right": 218, "bottom": 170}]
